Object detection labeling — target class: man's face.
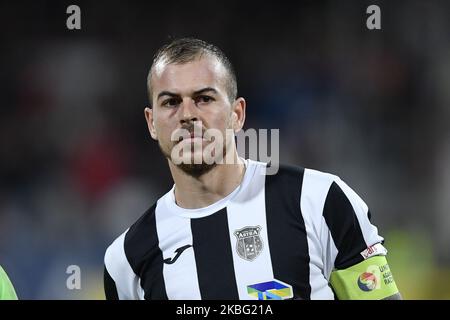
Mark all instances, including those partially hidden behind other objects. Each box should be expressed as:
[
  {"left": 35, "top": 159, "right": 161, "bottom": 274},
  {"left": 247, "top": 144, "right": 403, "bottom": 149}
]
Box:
[{"left": 146, "top": 55, "right": 240, "bottom": 177}]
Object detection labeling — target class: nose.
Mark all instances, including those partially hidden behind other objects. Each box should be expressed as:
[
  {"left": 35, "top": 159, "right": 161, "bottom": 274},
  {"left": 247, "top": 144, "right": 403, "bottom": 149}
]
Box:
[{"left": 179, "top": 98, "right": 198, "bottom": 124}]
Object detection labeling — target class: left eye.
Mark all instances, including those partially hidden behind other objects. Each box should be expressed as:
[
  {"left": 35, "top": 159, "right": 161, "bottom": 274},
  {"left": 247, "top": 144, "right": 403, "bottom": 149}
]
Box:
[{"left": 195, "top": 96, "right": 214, "bottom": 104}]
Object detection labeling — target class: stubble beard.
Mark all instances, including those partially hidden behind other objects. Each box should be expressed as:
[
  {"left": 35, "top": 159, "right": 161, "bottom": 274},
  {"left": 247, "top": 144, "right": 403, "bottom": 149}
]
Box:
[
  {"left": 159, "top": 140, "right": 229, "bottom": 179},
  {"left": 160, "top": 117, "right": 235, "bottom": 178}
]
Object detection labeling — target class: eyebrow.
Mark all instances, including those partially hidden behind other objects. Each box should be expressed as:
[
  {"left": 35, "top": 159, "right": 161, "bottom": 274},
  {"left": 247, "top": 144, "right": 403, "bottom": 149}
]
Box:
[
  {"left": 193, "top": 87, "right": 218, "bottom": 95},
  {"left": 157, "top": 91, "right": 179, "bottom": 101},
  {"left": 157, "top": 87, "right": 218, "bottom": 101}
]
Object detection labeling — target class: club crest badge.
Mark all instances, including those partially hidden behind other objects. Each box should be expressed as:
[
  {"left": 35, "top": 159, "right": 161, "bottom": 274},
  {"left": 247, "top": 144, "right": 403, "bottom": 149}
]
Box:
[{"left": 234, "top": 226, "right": 263, "bottom": 261}]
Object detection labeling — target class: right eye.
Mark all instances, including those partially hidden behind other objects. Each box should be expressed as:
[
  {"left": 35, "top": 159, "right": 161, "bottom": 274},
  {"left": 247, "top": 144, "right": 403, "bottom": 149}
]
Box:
[{"left": 162, "top": 98, "right": 179, "bottom": 107}]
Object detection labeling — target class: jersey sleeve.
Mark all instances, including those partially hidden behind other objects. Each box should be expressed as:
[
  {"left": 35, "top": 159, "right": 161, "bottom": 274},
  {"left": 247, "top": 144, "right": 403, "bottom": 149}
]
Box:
[
  {"left": 0, "top": 265, "right": 18, "bottom": 300},
  {"left": 323, "top": 178, "right": 384, "bottom": 270},
  {"left": 104, "top": 230, "right": 143, "bottom": 300},
  {"left": 321, "top": 177, "right": 400, "bottom": 299}
]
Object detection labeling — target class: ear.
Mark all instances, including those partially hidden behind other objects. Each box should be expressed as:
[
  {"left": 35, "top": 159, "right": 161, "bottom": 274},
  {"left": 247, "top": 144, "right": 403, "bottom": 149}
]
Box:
[
  {"left": 144, "top": 107, "right": 158, "bottom": 140},
  {"left": 231, "top": 97, "right": 246, "bottom": 133}
]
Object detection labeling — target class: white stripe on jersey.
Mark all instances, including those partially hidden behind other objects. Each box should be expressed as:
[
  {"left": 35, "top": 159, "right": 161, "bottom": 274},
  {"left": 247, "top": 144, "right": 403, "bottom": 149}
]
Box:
[
  {"left": 301, "top": 169, "right": 337, "bottom": 299},
  {"left": 155, "top": 199, "right": 201, "bottom": 300},
  {"left": 226, "top": 162, "right": 274, "bottom": 300}
]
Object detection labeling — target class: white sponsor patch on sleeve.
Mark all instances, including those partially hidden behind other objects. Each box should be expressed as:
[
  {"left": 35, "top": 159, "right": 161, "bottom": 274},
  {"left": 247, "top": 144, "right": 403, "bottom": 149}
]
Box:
[{"left": 360, "top": 242, "right": 388, "bottom": 259}]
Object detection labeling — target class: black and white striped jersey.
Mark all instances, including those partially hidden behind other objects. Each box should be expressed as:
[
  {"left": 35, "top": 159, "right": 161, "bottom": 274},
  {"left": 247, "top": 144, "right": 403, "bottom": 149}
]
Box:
[{"left": 104, "top": 159, "right": 385, "bottom": 300}]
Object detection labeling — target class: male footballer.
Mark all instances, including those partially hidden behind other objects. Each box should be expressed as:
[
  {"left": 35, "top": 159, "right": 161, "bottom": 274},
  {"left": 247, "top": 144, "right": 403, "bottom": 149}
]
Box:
[{"left": 104, "top": 38, "right": 401, "bottom": 300}]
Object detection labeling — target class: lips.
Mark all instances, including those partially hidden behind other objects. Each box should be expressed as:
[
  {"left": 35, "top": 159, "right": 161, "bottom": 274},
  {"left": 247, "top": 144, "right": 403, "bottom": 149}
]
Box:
[
  {"left": 177, "top": 129, "right": 205, "bottom": 143},
  {"left": 182, "top": 135, "right": 205, "bottom": 142},
  {"left": 189, "top": 131, "right": 203, "bottom": 139},
  {"left": 189, "top": 126, "right": 204, "bottom": 136}
]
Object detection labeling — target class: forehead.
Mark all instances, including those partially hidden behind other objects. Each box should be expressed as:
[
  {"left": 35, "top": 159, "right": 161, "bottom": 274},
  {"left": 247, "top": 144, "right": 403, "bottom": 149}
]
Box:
[{"left": 151, "top": 55, "right": 228, "bottom": 95}]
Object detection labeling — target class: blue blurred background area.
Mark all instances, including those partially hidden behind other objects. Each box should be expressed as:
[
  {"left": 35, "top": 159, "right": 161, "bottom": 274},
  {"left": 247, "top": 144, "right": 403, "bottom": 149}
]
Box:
[{"left": 0, "top": 0, "right": 449, "bottom": 299}]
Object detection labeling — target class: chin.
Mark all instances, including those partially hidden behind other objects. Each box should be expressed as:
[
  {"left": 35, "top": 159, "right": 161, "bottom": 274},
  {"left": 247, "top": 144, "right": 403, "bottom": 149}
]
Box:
[{"left": 177, "top": 162, "right": 217, "bottom": 178}]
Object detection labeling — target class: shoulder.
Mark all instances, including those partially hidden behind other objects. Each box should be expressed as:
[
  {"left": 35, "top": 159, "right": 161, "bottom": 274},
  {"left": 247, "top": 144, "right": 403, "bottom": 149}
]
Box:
[
  {"left": 104, "top": 203, "right": 158, "bottom": 272},
  {"left": 263, "top": 163, "right": 306, "bottom": 188},
  {"left": 263, "top": 164, "right": 356, "bottom": 221},
  {"left": 103, "top": 203, "right": 158, "bottom": 299},
  {"left": 104, "top": 229, "right": 129, "bottom": 274},
  {"left": 292, "top": 166, "right": 349, "bottom": 229},
  {"left": 258, "top": 161, "right": 365, "bottom": 207},
  {"left": 266, "top": 163, "right": 344, "bottom": 197},
  {"left": 302, "top": 167, "right": 344, "bottom": 192},
  {"left": 258, "top": 161, "right": 354, "bottom": 205},
  {"left": 125, "top": 203, "right": 158, "bottom": 244},
  {"left": 300, "top": 167, "right": 363, "bottom": 209},
  {"left": 264, "top": 162, "right": 341, "bottom": 186},
  {"left": 277, "top": 165, "right": 372, "bottom": 234}
]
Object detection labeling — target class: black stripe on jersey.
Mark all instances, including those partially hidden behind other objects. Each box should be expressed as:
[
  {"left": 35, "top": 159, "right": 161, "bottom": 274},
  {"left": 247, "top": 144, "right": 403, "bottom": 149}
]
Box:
[
  {"left": 323, "top": 182, "right": 367, "bottom": 269},
  {"left": 191, "top": 208, "right": 239, "bottom": 299},
  {"left": 265, "top": 165, "right": 311, "bottom": 300},
  {"left": 124, "top": 204, "right": 168, "bottom": 300},
  {"left": 104, "top": 266, "right": 119, "bottom": 300}
]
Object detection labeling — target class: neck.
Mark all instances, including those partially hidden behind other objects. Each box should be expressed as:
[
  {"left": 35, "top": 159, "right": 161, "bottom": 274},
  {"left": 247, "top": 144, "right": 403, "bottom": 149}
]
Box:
[{"left": 169, "top": 152, "right": 246, "bottom": 209}]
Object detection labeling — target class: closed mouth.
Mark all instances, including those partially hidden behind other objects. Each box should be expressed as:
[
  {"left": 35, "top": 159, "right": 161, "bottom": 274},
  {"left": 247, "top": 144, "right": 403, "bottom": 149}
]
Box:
[{"left": 177, "top": 129, "right": 205, "bottom": 142}]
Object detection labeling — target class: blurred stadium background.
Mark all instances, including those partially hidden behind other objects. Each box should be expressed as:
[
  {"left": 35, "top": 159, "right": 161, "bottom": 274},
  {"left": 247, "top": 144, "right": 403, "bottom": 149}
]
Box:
[{"left": 0, "top": 0, "right": 449, "bottom": 299}]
